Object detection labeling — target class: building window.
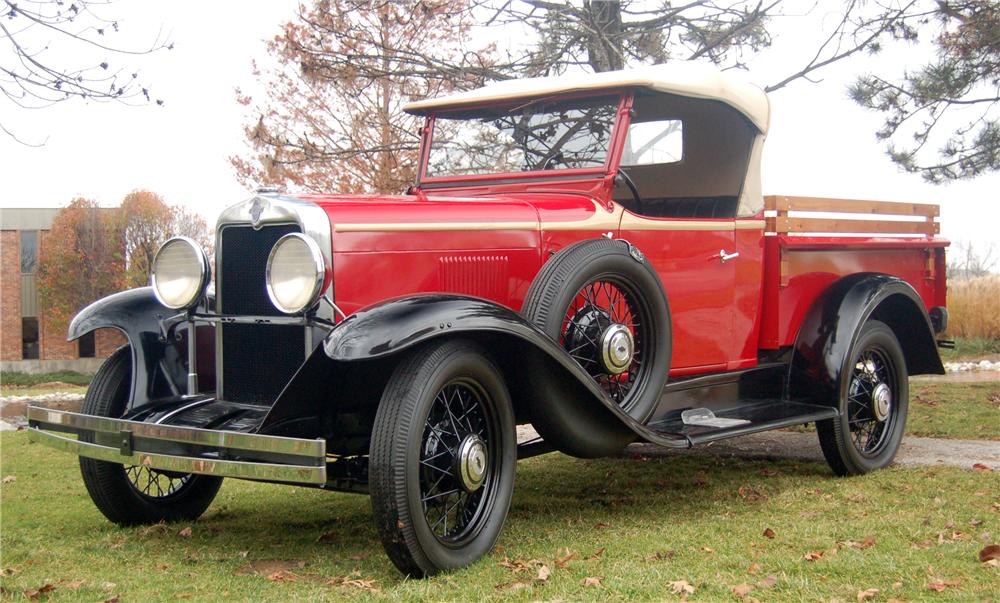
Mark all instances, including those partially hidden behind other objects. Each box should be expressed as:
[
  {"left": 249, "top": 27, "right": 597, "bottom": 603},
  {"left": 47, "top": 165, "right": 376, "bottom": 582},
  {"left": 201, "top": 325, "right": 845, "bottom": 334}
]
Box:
[
  {"left": 20, "top": 230, "right": 38, "bottom": 273},
  {"left": 78, "top": 331, "right": 96, "bottom": 358},
  {"left": 22, "top": 317, "right": 39, "bottom": 359}
]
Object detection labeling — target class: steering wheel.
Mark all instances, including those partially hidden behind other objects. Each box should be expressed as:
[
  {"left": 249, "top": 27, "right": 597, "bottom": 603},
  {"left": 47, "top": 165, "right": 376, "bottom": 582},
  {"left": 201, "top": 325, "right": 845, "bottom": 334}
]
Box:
[{"left": 615, "top": 168, "right": 642, "bottom": 209}]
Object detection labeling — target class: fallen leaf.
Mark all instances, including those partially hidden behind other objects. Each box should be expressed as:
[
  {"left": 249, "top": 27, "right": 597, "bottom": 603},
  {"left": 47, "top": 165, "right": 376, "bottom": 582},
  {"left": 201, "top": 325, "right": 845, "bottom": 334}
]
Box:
[
  {"left": 701, "top": 546, "right": 715, "bottom": 553},
  {"left": 175, "top": 593, "right": 193, "bottom": 599},
  {"left": 349, "top": 551, "right": 369, "bottom": 561},
  {"left": 555, "top": 549, "right": 578, "bottom": 568},
  {"left": 747, "top": 562, "right": 762, "bottom": 574},
  {"left": 927, "top": 581, "right": 948, "bottom": 592},
  {"left": 495, "top": 581, "right": 531, "bottom": 592},
  {"left": 178, "top": 527, "right": 193, "bottom": 538},
  {"left": 104, "top": 597, "right": 120, "bottom": 603},
  {"left": 326, "top": 576, "right": 379, "bottom": 592},
  {"left": 739, "top": 486, "right": 766, "bottom": 501},
  {"left": 763, "top": 528, "right": 775, "bottom": 539},
  {"left": 979, "top": 544, "right": 1000, "bottom": 563},
  {"left": 805, "top": 550, "right": 825, "bottom": 561},
  {"left": 857, "top": 588, "right": 879, "bottom": 601},
  {"left": 64, "top": 580, "right": 86, "bottom": 589},
  {"left": 760, "top": 468, "right": 778, "bottom": 477},
  {"left": 594, "top": 522, "right": 611, "bottom": 529},
  {"left": 972, "top": 463, "right": 992, "bottom": 472},
  {"left": 2, "top": 476, "right": 16, "bottom": 484},
  {"left": 234, "top": 559, "right": 307, "bottom": 576},
  {"left": 669, "top": 579, "right": 695, "bottom": 595},
  {"left": 647, "top": 550, "right": 675, "bottom": 561},
  {"left": 757, "top": 575, "right": 778, "bottom": 588},
  {"left": 316, "top": 531, "right": 337, "bottom": 544},
  {"left": 842, "top": 536, "right": 876, "bottom": 550},
  {"left": 582, "top": 576, "right": 603, "bottom": 587},
  {"left": 267, "top": 570, "right": 297, "bottom": 582},
  {"left": 732, "top": 583, "right": 754, "bottom": 597},
  {"left": 536, "top": 565, "right": 550, "bottom": 582},
  {"left": 585, "top": 547, "right": 605, "bottom": 560}
]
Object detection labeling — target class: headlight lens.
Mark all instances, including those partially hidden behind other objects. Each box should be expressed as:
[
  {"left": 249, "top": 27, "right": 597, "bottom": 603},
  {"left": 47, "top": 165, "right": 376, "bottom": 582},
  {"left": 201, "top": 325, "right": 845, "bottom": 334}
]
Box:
[
  {"left": 266, "top": 233, "right": 329, "bottom": 314},
  {"left": 151, "top": 237, "right": 210, "bottom": 310}
]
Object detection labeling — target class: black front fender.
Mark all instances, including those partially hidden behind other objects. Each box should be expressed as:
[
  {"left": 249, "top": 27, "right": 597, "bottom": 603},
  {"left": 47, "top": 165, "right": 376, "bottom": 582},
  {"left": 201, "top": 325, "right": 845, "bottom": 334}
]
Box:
[
  {"left": 789, "top": 273, "right": 944, "bottom": 406},
  {"left": 69, "top": 287, "right": 213, "bottom": 411},
  {"left": 321, "top": 295, "right": 684, "bottom": 457}
]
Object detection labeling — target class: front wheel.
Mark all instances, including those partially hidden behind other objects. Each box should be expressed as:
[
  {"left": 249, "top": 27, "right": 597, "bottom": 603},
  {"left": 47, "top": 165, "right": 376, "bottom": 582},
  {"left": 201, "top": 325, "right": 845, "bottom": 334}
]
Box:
[
  {"left": 79, "top": 346, "right": 223, "bottom": 525},
  {"left": 369, "top": 340, "right": 516, "bottom": 577},
  {"left": 817, "top": 320, "right": 909, "bottom": 476}
]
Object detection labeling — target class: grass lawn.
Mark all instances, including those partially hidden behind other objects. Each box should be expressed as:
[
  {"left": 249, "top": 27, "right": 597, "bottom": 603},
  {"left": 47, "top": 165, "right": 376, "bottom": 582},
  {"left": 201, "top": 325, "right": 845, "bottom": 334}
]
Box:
[
  {"left": 2, "top": 432, "right": 998, "bottom": 601},
  {"left": 0, "top": 371, "right": 93, "bottom": 389},
  {"left": 939, "top": 337, "right": 1000, "bottom": 362},
  {"left": 909, "top": 381, "right": 1000, "bottom": 440}
]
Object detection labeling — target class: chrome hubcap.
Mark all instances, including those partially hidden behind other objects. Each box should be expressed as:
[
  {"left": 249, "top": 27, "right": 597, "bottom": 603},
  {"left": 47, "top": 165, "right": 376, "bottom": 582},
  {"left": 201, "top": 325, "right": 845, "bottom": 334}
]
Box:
[
  {"left": 600, "top": 323, "right": 634, "bottom": 375},
  {"left": 456, "top": 435, "right": 488, "bottom": 492},
  {"left": 872, "top": 382, "right": 892, "bottom": 422}
]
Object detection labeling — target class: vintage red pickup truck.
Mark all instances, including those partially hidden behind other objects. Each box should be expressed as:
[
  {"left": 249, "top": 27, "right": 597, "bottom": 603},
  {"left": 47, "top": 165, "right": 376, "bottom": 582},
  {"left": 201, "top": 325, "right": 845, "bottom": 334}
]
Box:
[{"left": 28, "top": 63, "right": 949, "bottom": 576}]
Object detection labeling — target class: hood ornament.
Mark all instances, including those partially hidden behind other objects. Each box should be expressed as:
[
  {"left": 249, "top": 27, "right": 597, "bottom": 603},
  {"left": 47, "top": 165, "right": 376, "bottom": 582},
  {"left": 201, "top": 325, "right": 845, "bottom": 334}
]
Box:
[{"left": 249, "top": 196, "right": 267, "bottom": 229}]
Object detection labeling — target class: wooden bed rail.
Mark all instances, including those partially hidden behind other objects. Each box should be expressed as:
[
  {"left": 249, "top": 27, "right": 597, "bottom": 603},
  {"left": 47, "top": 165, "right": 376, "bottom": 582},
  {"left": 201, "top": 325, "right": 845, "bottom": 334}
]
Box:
[{"left": 764, "top": 195, "right": 940, "bottom": 236}]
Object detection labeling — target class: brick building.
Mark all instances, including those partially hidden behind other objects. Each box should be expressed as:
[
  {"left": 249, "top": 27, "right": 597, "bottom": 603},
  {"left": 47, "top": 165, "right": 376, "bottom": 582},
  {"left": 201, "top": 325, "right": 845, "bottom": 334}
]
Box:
[{"left": 1, "top": 208, "right": 124, "bottom": 374}]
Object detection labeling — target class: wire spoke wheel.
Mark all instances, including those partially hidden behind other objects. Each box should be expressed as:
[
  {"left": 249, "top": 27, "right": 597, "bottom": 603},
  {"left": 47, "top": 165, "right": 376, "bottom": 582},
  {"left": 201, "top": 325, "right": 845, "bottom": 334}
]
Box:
[
  {"left": 846, "top": 347, "right": 896, "bottom": 456},
  {"left": 817, "top": 319, "right": 909, "bottom": 476},
  {"left": 560, "top": 276, "right": 651, "bottom": 411},
  {"left": 124, "top": 466, "right": 193, "bottom": 500},
  {"left": 419, "top": 381, "right": 498, "bottom": 545}
]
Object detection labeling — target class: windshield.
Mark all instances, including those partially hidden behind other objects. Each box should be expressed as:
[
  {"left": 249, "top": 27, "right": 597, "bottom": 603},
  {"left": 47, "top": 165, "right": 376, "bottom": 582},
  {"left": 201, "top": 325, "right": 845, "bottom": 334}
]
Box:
[{"left": 425, "top": 95, "right": 620, "bottom": 179}]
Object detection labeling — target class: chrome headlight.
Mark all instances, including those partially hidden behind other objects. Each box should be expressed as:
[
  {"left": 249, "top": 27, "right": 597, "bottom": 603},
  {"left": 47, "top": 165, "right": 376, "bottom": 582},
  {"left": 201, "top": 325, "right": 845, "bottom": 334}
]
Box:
[
  {"left": 151, "top": 237, "right": 211, "bottom": 310},
  {"left": 266, "top": 233, "right": 330, "bottom": 314}
]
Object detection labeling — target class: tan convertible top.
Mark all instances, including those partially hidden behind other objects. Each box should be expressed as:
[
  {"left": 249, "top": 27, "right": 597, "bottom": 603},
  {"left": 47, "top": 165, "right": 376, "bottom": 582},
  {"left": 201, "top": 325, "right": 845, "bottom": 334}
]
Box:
[{"left": 403, "top": 62, "right": 771, "bottom": 134}]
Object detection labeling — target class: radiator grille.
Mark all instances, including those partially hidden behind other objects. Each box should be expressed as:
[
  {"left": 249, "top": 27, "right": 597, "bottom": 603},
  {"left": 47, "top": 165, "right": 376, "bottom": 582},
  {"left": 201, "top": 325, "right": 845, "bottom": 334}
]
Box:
[{"left": 218, "top": 224, "right": 304, "bottom": 405}]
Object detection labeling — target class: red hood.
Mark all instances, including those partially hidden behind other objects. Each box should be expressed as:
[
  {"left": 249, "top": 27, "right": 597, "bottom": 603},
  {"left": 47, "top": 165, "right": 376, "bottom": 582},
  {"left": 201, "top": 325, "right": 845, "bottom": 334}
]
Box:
[{"left": 296, "top": 192, "right": 615, "bottom": 233}]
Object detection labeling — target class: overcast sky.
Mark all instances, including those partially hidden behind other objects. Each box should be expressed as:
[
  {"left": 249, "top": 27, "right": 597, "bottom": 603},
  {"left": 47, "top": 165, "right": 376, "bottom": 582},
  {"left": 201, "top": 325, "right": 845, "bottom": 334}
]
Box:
[{"left": 1, "top": 0, "right": 997, "bottom": 250}]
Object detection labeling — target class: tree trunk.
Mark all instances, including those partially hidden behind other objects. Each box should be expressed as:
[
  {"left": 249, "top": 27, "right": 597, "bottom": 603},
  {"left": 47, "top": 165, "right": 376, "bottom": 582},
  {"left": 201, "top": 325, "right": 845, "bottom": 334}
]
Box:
[{"left": 584, "top": 1, "right": 624, "bottom": 72}]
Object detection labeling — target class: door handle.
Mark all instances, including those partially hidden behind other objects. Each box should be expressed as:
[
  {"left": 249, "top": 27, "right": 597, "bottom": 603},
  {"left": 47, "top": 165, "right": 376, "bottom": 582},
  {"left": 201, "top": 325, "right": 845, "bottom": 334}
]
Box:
[{"left": 719, "top": 249, "right": 740, "bottom": 263}]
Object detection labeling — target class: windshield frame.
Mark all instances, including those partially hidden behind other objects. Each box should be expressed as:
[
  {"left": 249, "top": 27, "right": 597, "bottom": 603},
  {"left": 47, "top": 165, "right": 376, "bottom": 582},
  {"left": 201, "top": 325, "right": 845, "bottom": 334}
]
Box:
[{"left": 416, "top": 91, "right": 629, "bottom": 186}]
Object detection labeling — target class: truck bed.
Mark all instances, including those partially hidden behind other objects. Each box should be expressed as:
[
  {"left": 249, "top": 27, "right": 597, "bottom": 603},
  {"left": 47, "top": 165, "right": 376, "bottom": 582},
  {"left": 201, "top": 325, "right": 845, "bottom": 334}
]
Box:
[{"left": 758, "top": 196, "right": 947, "bottom": 349}]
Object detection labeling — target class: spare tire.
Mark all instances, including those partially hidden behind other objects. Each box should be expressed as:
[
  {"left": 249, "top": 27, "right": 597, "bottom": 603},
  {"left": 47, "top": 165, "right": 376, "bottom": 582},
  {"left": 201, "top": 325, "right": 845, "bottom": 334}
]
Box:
[{"left": 522, "top": 239, "right": 671, "bottom": 440}]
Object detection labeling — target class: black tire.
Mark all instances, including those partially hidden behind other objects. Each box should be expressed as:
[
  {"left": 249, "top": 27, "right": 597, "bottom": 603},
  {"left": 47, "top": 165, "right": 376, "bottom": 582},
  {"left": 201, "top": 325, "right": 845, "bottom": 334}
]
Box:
[
  {"left": 369, "top": 339, "right": 516, "bottom": 577},
  {"left": 79, "top": 346, "right": 223, "bottom": 525},
  {"left": 522, "top": 238, "right": 671, "bottom": 422},
  {"left": 817, "top": 320, "right": 909, "bottom": 476}
]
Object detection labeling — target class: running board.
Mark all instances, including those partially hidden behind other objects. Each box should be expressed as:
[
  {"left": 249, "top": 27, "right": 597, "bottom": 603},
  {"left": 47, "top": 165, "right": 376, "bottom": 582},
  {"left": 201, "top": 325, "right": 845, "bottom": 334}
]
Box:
[{"left": 643, "top": 401, "right": 838, "bottom": 447}]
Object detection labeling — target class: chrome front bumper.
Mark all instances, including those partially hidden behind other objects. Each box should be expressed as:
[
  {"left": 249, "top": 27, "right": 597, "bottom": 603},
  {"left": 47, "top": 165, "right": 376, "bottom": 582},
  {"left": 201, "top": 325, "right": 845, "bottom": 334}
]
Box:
[{"left": 27, "top": 406, "right": 327, "bottom": 485}]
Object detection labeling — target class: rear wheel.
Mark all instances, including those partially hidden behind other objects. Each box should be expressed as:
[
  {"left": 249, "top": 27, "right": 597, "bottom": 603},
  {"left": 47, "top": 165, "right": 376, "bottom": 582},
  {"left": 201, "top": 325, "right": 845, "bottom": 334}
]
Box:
[
  {"left": 817, "top": 320, "right": 908, "bottom": 476},
  {"left": 79, "top": 346, "right": 223, "bottom": 525},
  {"left": 369, "top": 340, "right": 516, "bottom": 576}
]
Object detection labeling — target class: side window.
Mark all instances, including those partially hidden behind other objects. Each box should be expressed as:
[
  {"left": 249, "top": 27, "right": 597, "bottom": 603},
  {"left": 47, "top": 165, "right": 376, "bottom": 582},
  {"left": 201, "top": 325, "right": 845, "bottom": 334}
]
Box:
[
  {"left": 22, "top": 317, "right": 39, "bottom": 360},
  {"left": 20, "top": 230, "right": 38, "bottom": 273},
  {"left": 620, "top": 120, "right": 683, "bottom": 167}
]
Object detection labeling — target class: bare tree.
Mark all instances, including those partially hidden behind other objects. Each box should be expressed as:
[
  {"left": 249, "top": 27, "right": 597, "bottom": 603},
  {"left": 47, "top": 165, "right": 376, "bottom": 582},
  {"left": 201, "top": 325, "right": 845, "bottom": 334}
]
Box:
[
  {"left": 1, "top": 0, "right": 170, "bottom": 144},
  {"left": 948, "top": 240, "right": 998, "bottom": 280}
]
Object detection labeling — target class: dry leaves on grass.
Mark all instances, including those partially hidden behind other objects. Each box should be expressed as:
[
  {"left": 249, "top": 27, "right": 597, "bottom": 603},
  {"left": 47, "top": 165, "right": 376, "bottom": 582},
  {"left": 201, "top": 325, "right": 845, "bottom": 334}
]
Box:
[
  {"left": 857, "top": 588, "right": 879, "bottom": 601},
  {"left": 23, "top": 583, "right": 55, "bottom": 601},
  {"left": 581, "top": 576, "right": 603, "bottom": 587},
  {"left": 840, "top": 536, "right": 876, "bottom": 550},
  {"left": 805, "top": 550, "right": 826, "bottom": 561},
  {"left": 325, "top": 575, "right": 378, "bottom": 593},
  {"left": 927, "top": 580, "right": 959, "bottom": 592},
  {"left": 234, "top": 559, "right": 307, "bottom": 576},
  {"left": 316, "top": 531, "right": 337, "bottom": 544},
  {"left": 2, "top": 475, "right": 16, "bottom": 484},
  {"left": 738, "top": 486, "right": 766, "bottom": 501},
  {"left": 495, "top": 581, "right": 532, "bottom": 592},
  {"left": 585, "top": 547, "right": 605, "bottom": 560},
  {"left": 178, "top": 526, "right": 193, "bottom": 538},
  {"left": 762, "top": 528, "right": 775, "bottom": 539},
  {"left": 972, "top": 463, "right": 993, "bottom": 472},
  {"left": 555, "top": 548, "right": 578, "bottom": 568},
  {"left": 536, "top": 565, "right": 551, "bottom": 582},
  {"left": 669, "top": 579, "right": 695, "bottom": 595}
]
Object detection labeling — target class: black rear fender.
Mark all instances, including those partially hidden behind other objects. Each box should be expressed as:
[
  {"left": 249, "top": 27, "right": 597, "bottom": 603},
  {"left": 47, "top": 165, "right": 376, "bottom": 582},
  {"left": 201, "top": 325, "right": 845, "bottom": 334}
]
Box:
[
  {"left": 788, "top": 273, "right": 944, "bottom": 406},
  {"left": 68, "top": 287, "right": 214, "bottom": 411}
]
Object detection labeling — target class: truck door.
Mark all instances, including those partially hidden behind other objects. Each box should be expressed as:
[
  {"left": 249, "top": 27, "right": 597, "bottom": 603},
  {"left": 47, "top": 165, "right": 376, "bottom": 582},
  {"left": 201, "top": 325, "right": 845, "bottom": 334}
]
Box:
[{"left": 618, "top": 210, "right": 736, "bottom": 372}]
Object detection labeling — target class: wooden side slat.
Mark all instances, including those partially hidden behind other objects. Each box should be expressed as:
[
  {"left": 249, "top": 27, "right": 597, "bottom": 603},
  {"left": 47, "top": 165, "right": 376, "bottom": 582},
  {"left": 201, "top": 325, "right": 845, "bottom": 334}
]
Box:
[
  {"left": 768, "top": 216, "right": 939, "bottom": 236},
  {"left": 765, "top": 195, "right": 939, "bottom": 217}
]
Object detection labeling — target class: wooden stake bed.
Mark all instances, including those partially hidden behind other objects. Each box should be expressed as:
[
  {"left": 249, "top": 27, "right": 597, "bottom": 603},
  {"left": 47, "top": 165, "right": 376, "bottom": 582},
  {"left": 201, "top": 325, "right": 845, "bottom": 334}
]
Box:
[{"left": 765, "top": 195, "right": 940, "bottom": 236}]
